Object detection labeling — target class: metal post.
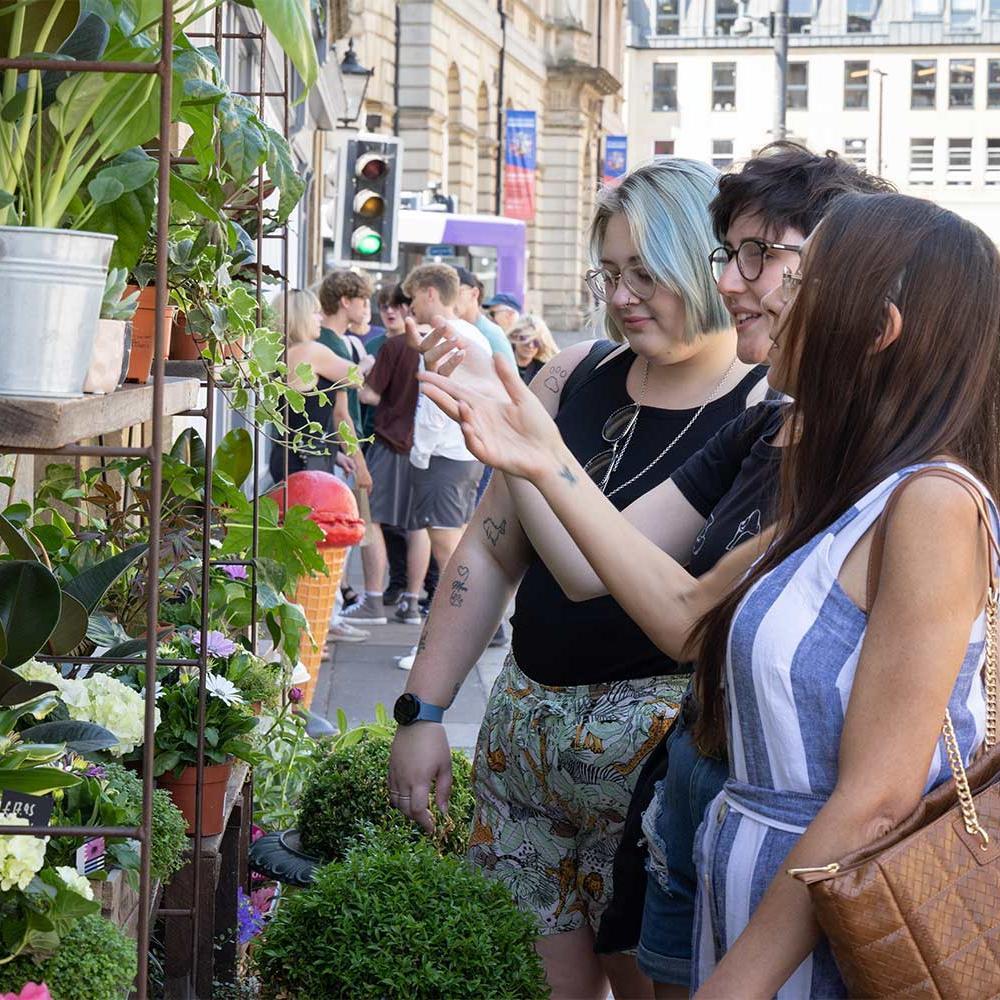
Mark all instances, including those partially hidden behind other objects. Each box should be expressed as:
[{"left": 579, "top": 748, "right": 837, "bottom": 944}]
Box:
[
  {"left": 773, "top": 0, "right": 789, "bottom": 141},
  {"left": 875, "top": 69, "right": 887, "bottom": 176}
]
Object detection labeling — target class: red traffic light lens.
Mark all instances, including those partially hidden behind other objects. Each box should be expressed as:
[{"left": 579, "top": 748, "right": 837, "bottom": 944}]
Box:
[{"left": 356, "top": 153, "right": 389, "bottom": 181}]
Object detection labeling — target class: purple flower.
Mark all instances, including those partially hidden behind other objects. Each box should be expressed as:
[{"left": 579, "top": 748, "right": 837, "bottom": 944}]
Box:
[
  {"left": 220, "top": 564, "right": 249, "bottom": 581},
  {"left": 84, "top": 764, "right": 107, "bottom": 780},
  {"left": 287, "top": 687, "right": 303, "bottom": 704},
  {"left": 192, "top": 630, "right": 237, "bottom": 658},
  {"left": 237, "top": 887, "right": 265, "bottom": 945}
]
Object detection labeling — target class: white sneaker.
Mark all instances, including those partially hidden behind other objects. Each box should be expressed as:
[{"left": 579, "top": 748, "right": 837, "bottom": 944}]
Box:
[
  {"left": 329, "top": 620, "right": 370, "bottom": 642},
  {"left": 395, "top": 644, "right": 418, "bottom": 671},
  {"left": 339, "top": 595, "right": 388, "bottom": 625}
]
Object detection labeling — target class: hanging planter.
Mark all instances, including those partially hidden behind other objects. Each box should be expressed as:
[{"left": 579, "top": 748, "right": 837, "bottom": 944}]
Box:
[{"left": 0, "top": 228, "right": 116, "bottom": 398}]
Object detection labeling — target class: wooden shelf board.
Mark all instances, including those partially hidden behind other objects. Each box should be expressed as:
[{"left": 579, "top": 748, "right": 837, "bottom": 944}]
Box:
[{"left": 0, "top": 377, "right": 201, "bottom": 450}]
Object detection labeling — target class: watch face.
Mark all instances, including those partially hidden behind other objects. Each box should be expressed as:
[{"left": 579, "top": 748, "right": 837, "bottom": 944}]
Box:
[{"left": 394, "top": 693, "right": 419, "bottom": 726}]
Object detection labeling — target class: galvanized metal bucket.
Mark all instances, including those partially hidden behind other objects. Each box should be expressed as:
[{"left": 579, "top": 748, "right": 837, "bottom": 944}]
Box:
[{"left": 0, "top": 226, "right": 116, "bottom": 398}]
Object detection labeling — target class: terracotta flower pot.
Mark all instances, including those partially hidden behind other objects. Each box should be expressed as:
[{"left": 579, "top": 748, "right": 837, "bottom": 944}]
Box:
[
  {"left": 126, "top": 285, "right": 175, "bottom": 383},
  {"left": 168, "top": 311, "right": 202, "bottom": 361},
  {"left": 157, "top": 760, "right": 233, "bottom": 836}
]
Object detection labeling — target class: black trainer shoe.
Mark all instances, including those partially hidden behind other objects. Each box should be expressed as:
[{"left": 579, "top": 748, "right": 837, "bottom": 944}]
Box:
[
  {"left": 394, "top": 597, "right": 422, "bottom": 625},
  {"left": 383, "top": 585, "right": 403, "bottom": 607}
]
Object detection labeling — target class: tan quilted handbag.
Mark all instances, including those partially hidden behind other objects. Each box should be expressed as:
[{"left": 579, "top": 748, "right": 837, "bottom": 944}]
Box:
[{"left": 790, "top": 467, "right": 1000, "bottom": 999}]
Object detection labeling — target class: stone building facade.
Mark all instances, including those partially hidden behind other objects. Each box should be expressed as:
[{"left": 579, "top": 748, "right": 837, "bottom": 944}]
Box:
[{"left": 342, "top": 0, "right": 627, "bottom": 331}]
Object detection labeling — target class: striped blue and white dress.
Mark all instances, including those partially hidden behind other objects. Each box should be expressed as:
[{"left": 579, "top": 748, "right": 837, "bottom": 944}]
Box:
[{"left": 692, "top": 462, "right": 999, "bottom": 998}]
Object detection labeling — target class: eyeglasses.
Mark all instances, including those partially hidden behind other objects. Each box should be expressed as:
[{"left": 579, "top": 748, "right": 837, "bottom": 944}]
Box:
[
  {"left": 583, "top": 402, "right": 642, "bottom": 490},
  {"left": 709, "top": 238, "right": 802, "bottom": 282},
  {"left": 782, "top": 265, "right": 802, "bottom": 297},
  {"left": 512, "top": 336, "right": 540, "bottom": 349},
  {"left": 585, "top": 265, "right": 657, "bottom": 303}
]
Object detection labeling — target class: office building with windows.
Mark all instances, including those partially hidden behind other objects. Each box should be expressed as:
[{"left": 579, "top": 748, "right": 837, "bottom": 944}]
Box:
[{"left": 626, "top": 0, "right": 1000, "bottom": 241}]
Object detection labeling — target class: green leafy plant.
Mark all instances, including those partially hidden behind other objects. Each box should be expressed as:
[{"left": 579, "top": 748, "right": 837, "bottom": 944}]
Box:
[
  {"left": 252, "top": 710, "right": 322, "bottom": 831},
  {"left": 296, "top": 731, "right": 475, "bottom": 861},
  {"left": 253, "top": 837, "right": 549, "bottom": 1000},
  {"left": 153, "top": 673, "right": 259, "bottom": 777},
  {"left": 0, "top": 913, "right": 137, "bottom": 999},
  {"left": 102, "top": 762, "right": 187, "bottom": 885}
]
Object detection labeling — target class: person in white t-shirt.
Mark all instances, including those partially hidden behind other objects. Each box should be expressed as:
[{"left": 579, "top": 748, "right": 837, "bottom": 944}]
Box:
[{"left": 402, "top": 264, "right": 492, "bottom": 577}]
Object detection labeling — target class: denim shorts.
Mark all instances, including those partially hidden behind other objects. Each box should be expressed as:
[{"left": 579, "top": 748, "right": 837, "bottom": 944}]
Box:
[{"left": 636, "top": 710, "right": 728, "bottom": 987}]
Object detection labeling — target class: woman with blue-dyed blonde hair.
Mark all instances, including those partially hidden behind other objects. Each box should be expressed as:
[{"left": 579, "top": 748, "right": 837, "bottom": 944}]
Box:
[{"left": 387, "top": 156, "right": 767, "bottom": 999}]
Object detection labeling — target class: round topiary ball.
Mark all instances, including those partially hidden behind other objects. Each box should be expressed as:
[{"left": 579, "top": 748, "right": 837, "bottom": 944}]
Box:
[
  {"left": 0, "top": 914, "right": 137, "bottom": 1000},
  {"left": 254, "top": 837, "right": 548, "bottom": 1000},
  {"left": 296, "top": 731, "right": 474, "bottom": 861}
]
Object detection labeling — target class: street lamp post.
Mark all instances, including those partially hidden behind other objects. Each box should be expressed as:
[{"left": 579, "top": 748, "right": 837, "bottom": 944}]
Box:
[
  {"left": 337, "top": 39, "right": 374, "bottom": 128},
  {"left": 773, "top": 0, "right": 789, "bottom": 141},
  {"left": 734, "top": 0, "right": 789, "bottom": 140},
  {"left": 873, "top": 69, "right": 887, "bottom": 176}
]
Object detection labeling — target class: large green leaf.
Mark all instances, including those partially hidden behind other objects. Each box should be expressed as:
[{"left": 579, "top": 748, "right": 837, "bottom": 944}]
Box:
[
  {"left": 217, "top": 94, "right": 268, "bottom": 187},
  {"left": 263, "top": 121, "right": 305, "bottom": 223},
  {"left": 20, "top": 720, "right": 119, "bottom": 754},
  {"left": 169, "top": 427, "right": 206, "bottom": 466},
  {"left": 45, "top": 592, "right": 89, "bottom": 655},
  {"left": 62, "top": 541, "right": 147, "bottom": 613},
  {"left": 215, "top": 428, "right": 253, "bottom": 488},
  {"left": 0, "top": 668, "right": 57, "bottom": 712},
  {"left": 0, "top": 767, "right": 81, "bottom": 794},
  {"left": 0, "top": 514, "right": 40, "bottom": 562},
  {"left": 251, "top": 0, "right": 318, "bottom": 94},
  {"left": 0, "top": 562, "right": 62, "bottom": 667}
]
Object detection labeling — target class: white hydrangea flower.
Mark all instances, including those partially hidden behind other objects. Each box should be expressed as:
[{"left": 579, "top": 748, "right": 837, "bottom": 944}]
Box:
[
  {"left": 0, "top": 814, "right": 47, "bottom": 891},
  {"left": 54, "top": 864, "right": 94, "bottom": 900},
  {"left": 205, "top": 672, "right": 244, "bottom": 707},
  {"left": 66, "top": 673, "right": 158, "bottom": 757}
]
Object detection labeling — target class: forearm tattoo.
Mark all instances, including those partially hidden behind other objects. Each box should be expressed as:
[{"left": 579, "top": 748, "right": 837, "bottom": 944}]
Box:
[
  {"left": 543, "top": 365, "right": 569, "bottom": 394},
  {"left": 482, "top": 517, "right": 507, "bottom": 547},
  {"left": 558, "top": 465, "right": 577, "bottom": 485},
  {"left": 449, "top": 564, "right": 470, "bottom": 607}
]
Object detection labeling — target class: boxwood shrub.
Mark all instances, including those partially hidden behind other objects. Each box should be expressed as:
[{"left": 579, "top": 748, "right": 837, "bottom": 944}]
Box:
[
  {"left": 296, "top": 731, "right": 474, "bottom": 860},
  {"left": 253, "top": 836, "right": 548, "bottom": 999},
  {"left": 0, "top": 914, "right": 136, "bottom": 1000}
]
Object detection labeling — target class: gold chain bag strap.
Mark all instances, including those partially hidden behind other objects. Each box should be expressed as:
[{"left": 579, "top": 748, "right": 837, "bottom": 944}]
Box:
[{"left": 789, "top": 467, "right": 1000, "bottom": 999}]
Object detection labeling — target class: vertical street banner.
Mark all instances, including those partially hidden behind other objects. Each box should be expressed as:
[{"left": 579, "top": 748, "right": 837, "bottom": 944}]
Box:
[
  {"left": 602, "top": 135, "right": 628, "bottom": 187},
  {"left": 503, "top": 110, "right": 537, "bottom": 221}
]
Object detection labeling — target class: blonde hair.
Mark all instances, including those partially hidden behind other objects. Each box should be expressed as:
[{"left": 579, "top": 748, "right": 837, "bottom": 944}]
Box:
[
  {"left": 272, "top": 288, "right": 321, "bottom": 345},
  {"left": 401, "top": 263, "right": 460, "bottom": 306},
  {"left": 509, "top": 314, "right": 558, "bottom": 364}
]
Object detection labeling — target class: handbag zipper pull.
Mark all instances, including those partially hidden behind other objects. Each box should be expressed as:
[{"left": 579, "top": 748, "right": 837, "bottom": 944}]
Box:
[{"left": 786, "top": 862, "right": 841, "bottom": 881}]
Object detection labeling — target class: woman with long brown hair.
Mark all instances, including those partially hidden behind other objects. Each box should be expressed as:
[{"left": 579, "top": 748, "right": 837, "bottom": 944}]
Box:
[{"left": 416, "top": 193, "right": 1000, "bottom": 996}]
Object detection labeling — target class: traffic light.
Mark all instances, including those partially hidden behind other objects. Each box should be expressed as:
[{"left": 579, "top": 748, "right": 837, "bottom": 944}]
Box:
[{"left": 333, "top": 136, "right": 403, "bottom": 270}]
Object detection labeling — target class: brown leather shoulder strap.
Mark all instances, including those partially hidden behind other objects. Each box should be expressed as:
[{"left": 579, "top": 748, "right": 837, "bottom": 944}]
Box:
[{"left": 866, "top": 466, "right": 1000, "bottom": 613}]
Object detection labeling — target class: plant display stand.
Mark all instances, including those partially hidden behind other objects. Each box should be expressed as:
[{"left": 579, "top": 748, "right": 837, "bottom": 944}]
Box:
[
  {"left": 90, "top": 870, "right": 162, "bottom": 944},
  {"left": 161, "top": 763, "right": 252, "bottom": 999}
]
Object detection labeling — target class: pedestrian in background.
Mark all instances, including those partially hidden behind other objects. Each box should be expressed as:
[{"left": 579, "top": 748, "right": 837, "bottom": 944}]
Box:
[
  {"left": 455, "top": 266, "right": 516, "bottom": 366},
  {"left": 508, "top": 313, "right": 559, "bottom": 384},
  {"left": 482, "top": 291, "right": 521, "bottom": 333}
]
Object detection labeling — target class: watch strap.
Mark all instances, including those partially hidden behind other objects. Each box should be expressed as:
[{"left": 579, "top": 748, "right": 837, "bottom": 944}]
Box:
[{"left": 415, "top": 700, "right": 445, "bottom": 723}]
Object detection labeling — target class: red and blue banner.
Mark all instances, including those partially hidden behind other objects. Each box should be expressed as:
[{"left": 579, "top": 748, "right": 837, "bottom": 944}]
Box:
[
  {"left": 602, "top": 135, "right": 628, "bottom": 187},
  {"left": 503, "top": 110, "right": 537, "bottom": 221}
]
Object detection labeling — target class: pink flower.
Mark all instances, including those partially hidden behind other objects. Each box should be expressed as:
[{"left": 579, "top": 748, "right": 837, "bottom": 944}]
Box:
[
  {"left": 2, "top": 984, "right": 52, "bottom": 1000},
  {"left": 251, "top": 824, "right": 265, "bottom": 844},
  {"left": 220, "top": 564, "right": 249, "bottom": 581},
  {"left": 288, "top": 686, "right": 303, "bottom": 704}
]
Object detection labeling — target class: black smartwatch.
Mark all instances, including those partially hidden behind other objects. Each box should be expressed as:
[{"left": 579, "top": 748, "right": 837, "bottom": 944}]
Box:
[{"left": 393, "top": 693, "right": 446, "bottom": 726}]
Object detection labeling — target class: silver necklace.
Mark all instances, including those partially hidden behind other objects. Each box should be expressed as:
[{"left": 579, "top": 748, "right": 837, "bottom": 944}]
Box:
[{"left": 605, "top": 356, "right": 740, "bottom": 499}]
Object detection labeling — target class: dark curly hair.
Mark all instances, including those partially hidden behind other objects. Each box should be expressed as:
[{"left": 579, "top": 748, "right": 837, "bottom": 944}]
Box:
[{"left": 710, "top": 141, "right": 896, "bottom": 241}]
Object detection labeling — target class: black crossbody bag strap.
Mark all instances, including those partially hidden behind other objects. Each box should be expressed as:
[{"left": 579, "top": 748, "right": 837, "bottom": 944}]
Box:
[{"left": 557, "top": 340, "right": 623, "bottom": 414}]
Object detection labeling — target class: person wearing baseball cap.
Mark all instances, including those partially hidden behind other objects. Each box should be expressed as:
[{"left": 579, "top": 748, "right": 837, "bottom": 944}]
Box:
[{"left": 482, "top": 291, "right": 521, "bottom": 333}]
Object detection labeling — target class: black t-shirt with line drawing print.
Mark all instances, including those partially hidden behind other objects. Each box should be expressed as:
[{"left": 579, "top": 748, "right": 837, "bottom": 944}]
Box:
[{"left": 671, "top": 400, "right": 786, "bottom": 579}]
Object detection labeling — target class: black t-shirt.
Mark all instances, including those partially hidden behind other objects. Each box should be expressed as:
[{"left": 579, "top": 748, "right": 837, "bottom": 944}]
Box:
[
  {"left": 517, "top": 358, "right": 544, "bottom": 385},
  {"left": 673, "top": 400, "right": 785, "bottom": 578},
  {"left": 510, "top": 349, "right": 768, "bottom": 686}
]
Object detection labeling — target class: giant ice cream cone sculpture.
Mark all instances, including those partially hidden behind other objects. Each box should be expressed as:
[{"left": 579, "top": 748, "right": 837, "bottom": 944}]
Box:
[{"left": 271, "top": 471, "right": 365, "bottom": 708}]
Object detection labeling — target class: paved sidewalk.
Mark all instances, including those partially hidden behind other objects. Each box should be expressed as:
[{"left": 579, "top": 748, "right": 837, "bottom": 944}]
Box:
[{"left": 310, "top": 565, "right": 507, "bottom": 752}]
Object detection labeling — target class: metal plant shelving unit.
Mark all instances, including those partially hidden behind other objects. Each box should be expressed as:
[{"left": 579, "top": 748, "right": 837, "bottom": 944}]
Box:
[{"left": 0, "top": 0, "right": 297, "bottom": 992}]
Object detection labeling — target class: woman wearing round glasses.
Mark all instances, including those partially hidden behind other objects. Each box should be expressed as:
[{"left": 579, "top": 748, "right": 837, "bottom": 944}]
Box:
[
  {"left": 388, "top": 157, "right": 766, "bottom": 999},
  {"left": 508, "top": 314, "right": 559, "bottom": 384}
]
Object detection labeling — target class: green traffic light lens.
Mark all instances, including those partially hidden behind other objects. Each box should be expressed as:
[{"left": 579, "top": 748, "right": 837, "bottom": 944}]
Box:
[{"left": 355, "top": 232, "right": 382, "bottom": 256}]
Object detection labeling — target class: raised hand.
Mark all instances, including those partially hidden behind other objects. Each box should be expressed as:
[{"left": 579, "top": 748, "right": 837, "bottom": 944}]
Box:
[
  {"left": 405, "top": 314, "right": 508, "bottom": 402},
  {"left": 418, "top": 355, "right": 566, "bottom": 480}
]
